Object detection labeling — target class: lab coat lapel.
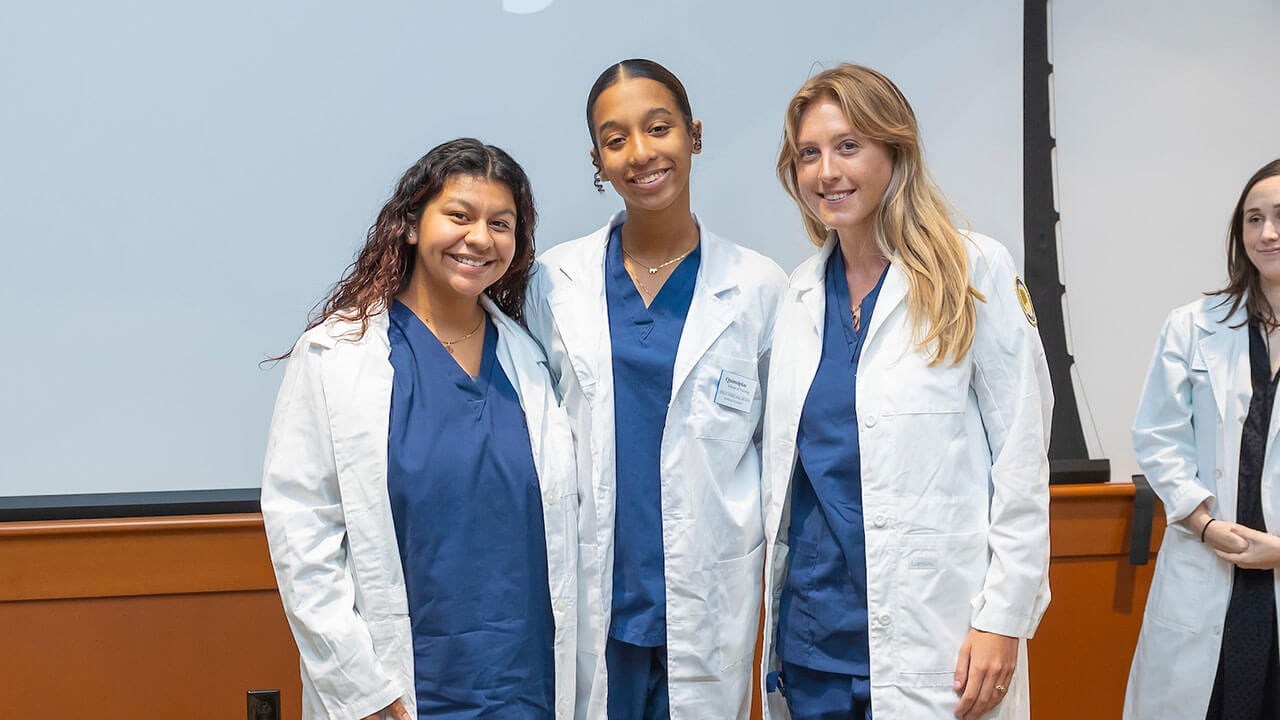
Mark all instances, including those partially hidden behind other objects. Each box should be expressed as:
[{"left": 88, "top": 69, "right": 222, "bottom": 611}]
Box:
[
  {"left": 485, "top": 297, "right": 547, "bottom": 466},
  {"left": 671, "top": 228, "right": 735, "bottom": 395},
  {"left": 1196, "top": 310, "right": 1245, "bottom": 426},
  {"left": 545, "top": 223, "right": 612, "bottom": 405},
  {"left": 796, "top": 237, "right": 836, "bottom": 336},
  {"left": 862, "top": 261, "right": 908, "bottom": 353}
]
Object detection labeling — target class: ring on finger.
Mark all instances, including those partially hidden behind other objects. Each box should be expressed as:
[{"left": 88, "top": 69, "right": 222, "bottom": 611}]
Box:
[{"left": 994, "top": 684, "right": 1007, "bottom": 693}]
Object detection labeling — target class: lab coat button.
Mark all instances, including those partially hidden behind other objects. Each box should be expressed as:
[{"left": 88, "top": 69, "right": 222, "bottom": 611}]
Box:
[
  {"left": 879, "top": 613, "right": 892, "bottom": 626},
  {"left": 1214, "top": 468, "right": 1223, "bottom": 479},
  {"left": 544, "top": 491, "right": 555, "bottom": 507},
  {"left": 873, "top": 514, "right": 887, "bottom": 528},
  {"left": 864, "top": 415, "right": 878, "bottom": 428}
]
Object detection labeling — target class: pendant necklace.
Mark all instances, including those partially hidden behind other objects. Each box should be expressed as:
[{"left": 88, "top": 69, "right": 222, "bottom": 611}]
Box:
[
  {"left": 622, "top": 244, "right": 694, "bottom": 275},
  {"left": 435, "top": 315, "right": 484, "bottom": 354}
]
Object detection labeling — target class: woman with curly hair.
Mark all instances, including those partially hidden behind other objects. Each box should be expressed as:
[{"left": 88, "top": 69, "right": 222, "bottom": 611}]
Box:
[{"left": 261, "top": 138, "right": 577, "bottom": 719}]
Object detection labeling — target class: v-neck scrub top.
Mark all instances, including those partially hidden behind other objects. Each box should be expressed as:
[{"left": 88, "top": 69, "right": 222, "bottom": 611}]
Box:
[
  {"left": 778, "top": 249, "right": 887, "bottom": 676},
  {"left": 386, "top": 300, "right": 554, "bottom": 718},
  {"left": 605, "top": 224, "right": 701, "bottom": 647}
]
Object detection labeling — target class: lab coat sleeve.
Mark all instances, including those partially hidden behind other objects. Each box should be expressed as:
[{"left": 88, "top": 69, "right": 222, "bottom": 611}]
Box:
[
  {"left": 1131, "top": 309, "right": 1214, "bottom": 527},
  {"left": 967, "top": 244, "right": 1053, "bottom": 639},
  {"left": 260, "top": 336, "right": 404, "bottom": 720}
]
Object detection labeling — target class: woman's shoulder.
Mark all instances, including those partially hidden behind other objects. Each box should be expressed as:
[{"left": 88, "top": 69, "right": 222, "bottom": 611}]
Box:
[
  {"left": 1165, "top": 296, "right": 1237, "bottom": 331},
  {"left": 536, "top": 220, "right": 615, "bottom": 271},
  {"left": 960, "top": 232, "right": 1017, "bottom": 279},
  {"left": 295, "top": 310, "right": 389, "bottom": 352},
  {"left": 701, "top": 228, "right": 787, "bottom": 290}
]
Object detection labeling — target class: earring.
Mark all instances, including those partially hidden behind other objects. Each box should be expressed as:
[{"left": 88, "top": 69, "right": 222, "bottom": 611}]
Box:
[
  {"left": 692, "top": 134, "right": 702, "bottom": 153},
  {"left": 593, "top": 170, "right": 605, "bottom": 194}
]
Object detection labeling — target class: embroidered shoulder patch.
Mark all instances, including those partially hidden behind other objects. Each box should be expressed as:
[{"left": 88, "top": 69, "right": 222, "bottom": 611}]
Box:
[{"left": 1015, "top": 276, "right": 1038, "bottom": 327}]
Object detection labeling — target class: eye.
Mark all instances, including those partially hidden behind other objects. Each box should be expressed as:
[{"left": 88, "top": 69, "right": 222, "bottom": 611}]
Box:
[
  {"left": 490, "top": 219, "right": 512, "bottom": 231},
  {"left": 839, "top": 139, "right": 859, "bottom": 152},
  {"left": 649, "top": 124, "right": 671, "bottom": 135},
  {"left": 798, "top": 146, "right": 819, "bottom": 160},
  {"left": 604, "top": 135, "right": 626, "bottom": 148},
  {"left": 448, "top": 211, "right": 468, "bottom": 222}
]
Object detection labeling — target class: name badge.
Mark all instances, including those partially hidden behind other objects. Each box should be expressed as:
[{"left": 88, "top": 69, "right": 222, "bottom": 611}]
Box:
[{"left": 714, "top": 369, "right": 757, "bottom": 413}]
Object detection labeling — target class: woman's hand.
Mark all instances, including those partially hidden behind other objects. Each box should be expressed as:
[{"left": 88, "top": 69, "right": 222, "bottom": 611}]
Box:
[
  {"left": 361, "top": 699, "right": 410, "bottom": 720},
  {"left": 953, "top": 629, "right": 1018, "bottom": 720},
  {"left": 1215, "top": 526, "right": 1280, "bottom": 569},
  {"left": 1202, "top": 519, "right": 1250, "bottom": 554}
]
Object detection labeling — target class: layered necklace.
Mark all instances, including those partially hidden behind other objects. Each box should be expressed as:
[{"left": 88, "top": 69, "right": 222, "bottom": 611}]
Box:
[{"left": 621, "top": 243, "right": 696, "bottom": 302}]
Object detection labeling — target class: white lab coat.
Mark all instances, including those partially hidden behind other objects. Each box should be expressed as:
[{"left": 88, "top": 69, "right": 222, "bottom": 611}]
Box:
[
  {"left": 260, "top": 297, "right": 578, "bottom": 720},
  {"left": 1125, "top": 297, "right": 1280, "bottom": 719},
  {"left": 524, "top": 213, "right": 787, "bottom": 720},
  {"left": 759, "top": 233, "right": 1052, "bottom": 719}
]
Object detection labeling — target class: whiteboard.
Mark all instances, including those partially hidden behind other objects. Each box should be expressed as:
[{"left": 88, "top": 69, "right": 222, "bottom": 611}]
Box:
[{"left": 0, "top": 0, "right": 1025, "bottom": 496}]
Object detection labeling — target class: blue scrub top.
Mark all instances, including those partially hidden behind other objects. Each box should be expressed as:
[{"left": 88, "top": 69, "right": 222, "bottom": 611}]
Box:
[
  {"left": 386, "top": 300, "right": 554, "bottom": 718},
  {"left": 778, "top": 249, "right": 887, "bottom": 676},
  {"left": 605, "top": 224, "right": 701, "bottom": 647}
]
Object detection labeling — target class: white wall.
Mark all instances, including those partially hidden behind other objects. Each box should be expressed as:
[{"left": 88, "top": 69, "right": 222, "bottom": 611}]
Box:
[
  {"left": 1051, "top": 0, "right": 1280, "bottom": 482},
  {"left": 0, "top": 1, "right": 1022, "bottom": 496}
]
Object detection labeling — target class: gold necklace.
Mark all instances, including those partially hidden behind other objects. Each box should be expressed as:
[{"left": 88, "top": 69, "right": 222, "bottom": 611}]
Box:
[
  {"left": 622, "top": 261, "right": 656, "bottom": 302},
  {"left": 622, "top": 244, "right": 694, "bottom": 275},
  {"left": 433, "top": 315, "right": 484, "bottom": 354}
]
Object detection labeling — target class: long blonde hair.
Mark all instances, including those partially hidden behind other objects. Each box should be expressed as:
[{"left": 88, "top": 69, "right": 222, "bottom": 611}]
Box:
[{"left": 777, "top": 64, "right": 982, "bottom": 365}]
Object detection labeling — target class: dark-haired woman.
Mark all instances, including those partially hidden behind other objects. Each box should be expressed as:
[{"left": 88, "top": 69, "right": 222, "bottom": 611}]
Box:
[
  {"left": 525, "top": 59, "right": 787, "bottom": 719},
  {"left": 262, "top": 138, "right": 577, "bottom": 719},
  {"left": 1127, "top": 159, "right": 1280, "bottom": 720}
]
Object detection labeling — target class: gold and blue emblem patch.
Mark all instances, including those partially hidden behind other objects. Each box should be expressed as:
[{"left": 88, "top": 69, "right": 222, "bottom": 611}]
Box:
[{"left": 1015, "top": 276, "right": 1037, "bottom": 327}]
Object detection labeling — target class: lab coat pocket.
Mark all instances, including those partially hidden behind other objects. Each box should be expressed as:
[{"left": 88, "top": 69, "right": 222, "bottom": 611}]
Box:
[
  {"left": 1149, "top": 531, "right": 1214, "bottom": 632},
  {"left": 710, "top": 541, "right": 766, "bottom": 672},
  {"left": 892, "top": 532, "right": 985, "bottom": 674}
]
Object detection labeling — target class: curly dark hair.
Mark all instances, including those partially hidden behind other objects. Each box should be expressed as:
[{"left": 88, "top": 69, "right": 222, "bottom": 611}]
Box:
[{"left": 277, "top": 138, "right": 537, "bottom": 358}]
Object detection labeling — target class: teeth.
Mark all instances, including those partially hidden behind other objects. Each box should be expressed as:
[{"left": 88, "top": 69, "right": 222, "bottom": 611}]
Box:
[
  {"left": 823, "top": 191, "right": 851, "bottom": 201},
  {"left": 634, "top": 170, "right": 666, "bottom": 184},
  {"left": 453, "top": 256, "right": 487, "bottom": 267}
]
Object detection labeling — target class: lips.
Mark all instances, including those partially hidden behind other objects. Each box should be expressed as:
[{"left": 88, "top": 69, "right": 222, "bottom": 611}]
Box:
[
  {"left": 449, "top": 254, "right": 493, "bottom": 268},
  {"left": 819, "top": 190, "right": 853, "bottom": 202},
  {"left": 631, "top": 168, "right": 670, "bottom": 186}
]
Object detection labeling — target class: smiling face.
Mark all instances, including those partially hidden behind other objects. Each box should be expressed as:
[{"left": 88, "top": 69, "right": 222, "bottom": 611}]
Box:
[
  {"left": 1243, "top": 175, "right": 1280, "bottom": 288},
  {"left": 793, "top": 97, "right": 894, "bottom": 245},
  {"left": 590, "top": 76, "right": 701, "bottom": 215},
  {"left": 408, "top": 174, "right": 517, "bottom": 302}
]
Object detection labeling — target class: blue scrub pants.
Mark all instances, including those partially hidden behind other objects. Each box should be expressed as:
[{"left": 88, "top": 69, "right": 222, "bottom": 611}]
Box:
[
  {"left": 606, "top": 637, "right": 670, "bottom": 720},
  {"left": 781, "top": 662, "right": 872, "bottom": 720}
]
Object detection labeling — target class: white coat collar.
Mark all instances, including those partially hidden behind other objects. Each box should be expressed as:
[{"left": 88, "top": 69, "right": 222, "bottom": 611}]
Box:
[
  {"left": 547, "top": 210, "right": 741, "bottom": 397},
  {"left": 791, "top": 232, "right": 908, "bottom": 351}
]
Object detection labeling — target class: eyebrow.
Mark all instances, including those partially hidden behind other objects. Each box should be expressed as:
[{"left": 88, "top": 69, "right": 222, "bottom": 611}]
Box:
[
  {"left": 1245, "top": 203, "right": 1280, "bottom": 213},
  {"left": 596, "top": 107, "right": 677, "bottom": 136},
  {"left": 445, "top": 198, "right": 517, "bottom": 219}
]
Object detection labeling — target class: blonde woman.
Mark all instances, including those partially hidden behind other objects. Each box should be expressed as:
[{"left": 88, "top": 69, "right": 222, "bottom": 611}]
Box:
[{"left": 759, "top": 64, "right": 1053, "bottom": 719}]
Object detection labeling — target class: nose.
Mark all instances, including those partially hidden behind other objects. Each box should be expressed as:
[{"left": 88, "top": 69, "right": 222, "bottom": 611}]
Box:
[
  {"left": 629, "top": 134, "right": 657, "bottom": 166},
  {"left": 818, "top": 152, "right": 837, "bottom": 182},
  {"left": 1265, "top": 217, "right": 1280, "bottom": 241},
  {"left": 465, "top": 221, "right": 494, "bottom": 249}
]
